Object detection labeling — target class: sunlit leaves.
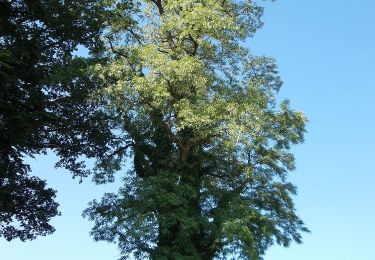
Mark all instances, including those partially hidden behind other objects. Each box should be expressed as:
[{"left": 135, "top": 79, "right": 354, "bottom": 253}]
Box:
[{"left": 85, "top": 0, "right": 308, "bottom": 259}]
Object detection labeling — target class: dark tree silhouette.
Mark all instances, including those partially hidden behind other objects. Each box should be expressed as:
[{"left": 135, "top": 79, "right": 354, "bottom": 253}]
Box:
[{"left": 0, "top": 0, "right": 133, "bottom": 241}]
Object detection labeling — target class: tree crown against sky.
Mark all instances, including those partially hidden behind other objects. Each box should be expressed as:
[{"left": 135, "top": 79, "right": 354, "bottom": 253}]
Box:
[
  {"left": 0, "top": 0, "right": 134, "bottom": 241},
  {"left": 82, "top": 0, "right": 309, "bottom": 259}
]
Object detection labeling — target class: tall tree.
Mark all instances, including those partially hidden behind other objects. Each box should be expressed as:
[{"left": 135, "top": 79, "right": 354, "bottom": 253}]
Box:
[
  {"left": 0, "top": 0, "right": 134, "bottom": 241},
  {"left": 83, "top": 0, "right": 308, "bottom": 259}
]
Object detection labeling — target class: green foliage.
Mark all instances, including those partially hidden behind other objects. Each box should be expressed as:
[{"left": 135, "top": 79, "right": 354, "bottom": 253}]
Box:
[
  {"left": 0, "top": 0, "right": 134, "bottom": 241},
  {"left": 83, "top": 0, "right": 308, "bottom": 259}
]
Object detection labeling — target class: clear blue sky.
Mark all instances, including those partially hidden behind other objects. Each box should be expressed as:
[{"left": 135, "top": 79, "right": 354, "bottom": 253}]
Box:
[{"left": 1, "top": 1, "right": 375, "bottom": 259}]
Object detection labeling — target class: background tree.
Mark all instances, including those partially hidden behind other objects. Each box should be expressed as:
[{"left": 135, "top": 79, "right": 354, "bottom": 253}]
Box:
[
  {"left": 0, "top": 0, "right": 134, "bottom": 241},
  {"left": 83, "top": 0, "right": 309, "bottom": 259}
]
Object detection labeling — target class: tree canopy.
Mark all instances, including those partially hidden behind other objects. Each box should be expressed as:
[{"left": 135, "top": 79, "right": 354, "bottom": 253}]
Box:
[
  {"left": 0, "top": 0, "right": 133, "bottom": 241},
  {"left": 81, "top": 0, "right": 309, "bottom": 259}
]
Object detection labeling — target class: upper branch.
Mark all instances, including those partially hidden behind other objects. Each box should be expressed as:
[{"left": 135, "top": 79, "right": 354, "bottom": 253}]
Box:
[{"left": 150, "top": 0, "right": 164, "bottom": 15}]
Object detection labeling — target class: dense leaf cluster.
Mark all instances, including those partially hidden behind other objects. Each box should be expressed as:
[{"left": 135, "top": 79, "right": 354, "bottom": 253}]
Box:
[
  {"left": 82, "top": 1, "right": 309, "bottom": 259},
  {"left": 1, "top": 1, "right": 308, "bottom": 259},
  {"left": 0, "top": 0, "right": 133, "bottom": 241}
]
